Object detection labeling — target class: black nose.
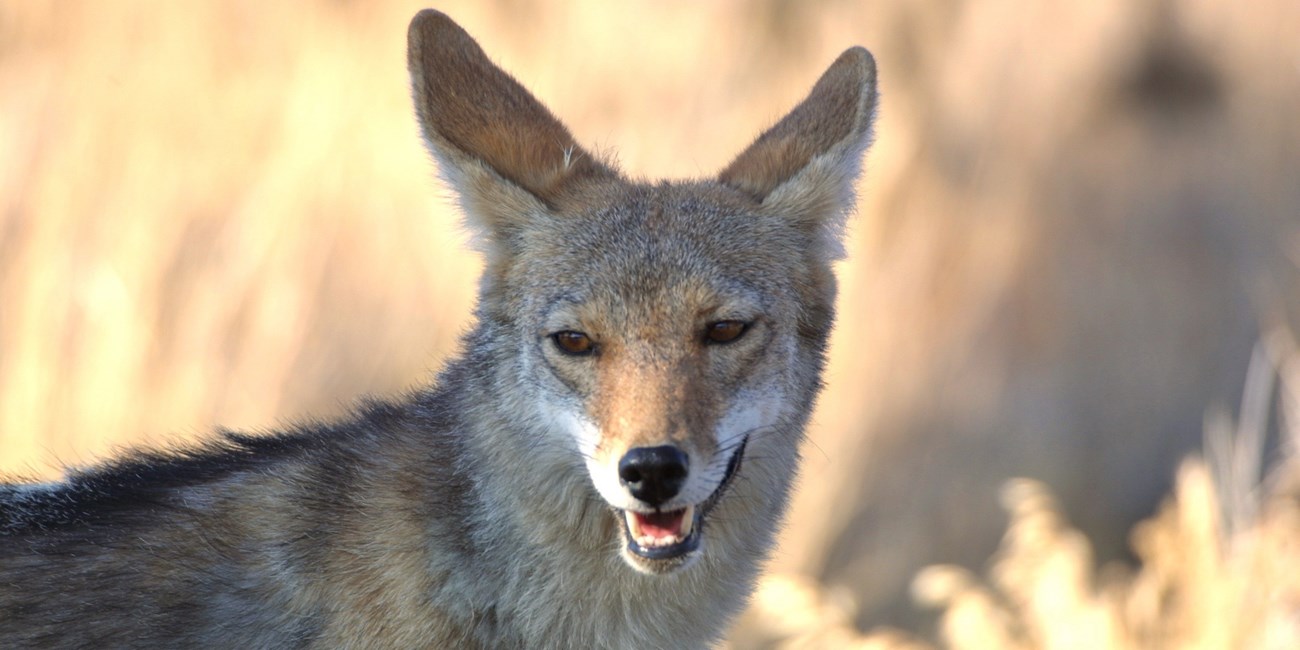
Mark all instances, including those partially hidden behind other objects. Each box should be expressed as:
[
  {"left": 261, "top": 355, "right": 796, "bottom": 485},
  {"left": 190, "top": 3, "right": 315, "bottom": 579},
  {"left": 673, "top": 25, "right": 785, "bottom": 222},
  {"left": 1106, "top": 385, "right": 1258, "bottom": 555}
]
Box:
[{"left": 618, "top": 445, "right": 689, "bottom": 507}]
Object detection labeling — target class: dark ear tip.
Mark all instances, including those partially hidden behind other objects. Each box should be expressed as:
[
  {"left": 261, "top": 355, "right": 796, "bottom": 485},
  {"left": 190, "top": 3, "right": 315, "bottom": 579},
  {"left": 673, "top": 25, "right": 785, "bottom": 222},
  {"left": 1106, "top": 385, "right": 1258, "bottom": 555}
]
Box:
[
  {"left": 408, "top": 9, "right": 468, "bottom": 52},
  {"left": 836, "top": 46, "right": 878, "bottom": 88}
]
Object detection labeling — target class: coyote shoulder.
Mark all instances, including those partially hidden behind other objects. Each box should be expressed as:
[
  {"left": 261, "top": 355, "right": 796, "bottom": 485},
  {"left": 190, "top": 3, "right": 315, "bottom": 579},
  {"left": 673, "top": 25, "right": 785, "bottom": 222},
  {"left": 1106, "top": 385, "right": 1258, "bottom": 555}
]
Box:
[{"left": 0, "top": 9, "right": 877, "bottom": 648}]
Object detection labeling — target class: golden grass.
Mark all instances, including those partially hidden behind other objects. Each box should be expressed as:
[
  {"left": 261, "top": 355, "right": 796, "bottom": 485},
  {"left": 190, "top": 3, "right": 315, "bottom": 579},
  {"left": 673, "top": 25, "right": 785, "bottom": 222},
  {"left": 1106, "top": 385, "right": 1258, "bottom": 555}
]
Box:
[
  {"left": 0, "top": 1, "right": 479, "bottom": 474},
  {"left": 747, "top": 460, "right": 1300, "bottom": 649},
  {"left": 741, "top": 333, "right": 1300, "bottom": 648}
]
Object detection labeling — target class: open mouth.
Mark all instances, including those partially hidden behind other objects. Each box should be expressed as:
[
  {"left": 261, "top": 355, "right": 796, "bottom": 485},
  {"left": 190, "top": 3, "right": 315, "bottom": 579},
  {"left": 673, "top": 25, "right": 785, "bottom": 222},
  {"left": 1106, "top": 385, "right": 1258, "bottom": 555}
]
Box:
[{"left": 619, "top": 436, "right": 747, "bottom": 562}]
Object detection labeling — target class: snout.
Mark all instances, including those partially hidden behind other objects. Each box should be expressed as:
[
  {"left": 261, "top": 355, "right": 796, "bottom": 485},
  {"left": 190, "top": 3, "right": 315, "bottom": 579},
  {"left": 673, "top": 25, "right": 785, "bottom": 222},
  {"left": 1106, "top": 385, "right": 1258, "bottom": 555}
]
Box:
[
  {"left": 618, "top": 445, "right": 688, "bottom": 507},
  {"left": 616, "top": 444, "right": 700, "bottom": 563},
  {"left": 607, "top": 438, "right": 748, "bottom": 570}
]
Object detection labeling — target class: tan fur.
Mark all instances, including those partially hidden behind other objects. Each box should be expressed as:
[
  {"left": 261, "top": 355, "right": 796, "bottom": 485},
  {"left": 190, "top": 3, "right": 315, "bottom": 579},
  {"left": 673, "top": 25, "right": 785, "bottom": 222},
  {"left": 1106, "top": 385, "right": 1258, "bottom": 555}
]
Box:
[{"left": 0, "top": 9, "right": 878, "bottom": 648}]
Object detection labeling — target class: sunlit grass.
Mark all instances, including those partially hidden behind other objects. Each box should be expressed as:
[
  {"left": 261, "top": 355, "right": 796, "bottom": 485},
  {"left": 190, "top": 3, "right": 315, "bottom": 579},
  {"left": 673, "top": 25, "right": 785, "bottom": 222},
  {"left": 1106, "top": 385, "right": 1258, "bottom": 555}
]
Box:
[{"left": 741, "top": 334, "right": 1300, "bottom": 648}]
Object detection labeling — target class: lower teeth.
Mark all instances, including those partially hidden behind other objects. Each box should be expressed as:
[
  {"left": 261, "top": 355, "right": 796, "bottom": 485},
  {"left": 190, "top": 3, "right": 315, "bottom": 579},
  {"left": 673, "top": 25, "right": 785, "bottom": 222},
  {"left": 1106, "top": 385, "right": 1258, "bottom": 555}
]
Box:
[{"left": 625, "top": 505, "right": 696, "bottom": 548}]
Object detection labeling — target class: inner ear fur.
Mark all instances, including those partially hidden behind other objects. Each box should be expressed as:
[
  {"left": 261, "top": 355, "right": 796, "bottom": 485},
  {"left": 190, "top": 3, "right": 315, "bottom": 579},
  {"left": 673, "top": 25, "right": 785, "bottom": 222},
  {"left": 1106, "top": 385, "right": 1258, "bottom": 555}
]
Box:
[
  {"left": 719, "top": 47, "right": 879, "bottom": 256},
  {"left": 406, "top": 10, "right": 619, "bottom": 240}
]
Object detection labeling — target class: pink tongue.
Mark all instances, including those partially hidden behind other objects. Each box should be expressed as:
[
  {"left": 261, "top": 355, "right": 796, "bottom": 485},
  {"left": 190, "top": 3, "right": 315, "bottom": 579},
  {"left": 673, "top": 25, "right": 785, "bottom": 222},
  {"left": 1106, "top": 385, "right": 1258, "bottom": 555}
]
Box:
[{"left": 636, "top": 510, "right": 685, "bottom": 538}]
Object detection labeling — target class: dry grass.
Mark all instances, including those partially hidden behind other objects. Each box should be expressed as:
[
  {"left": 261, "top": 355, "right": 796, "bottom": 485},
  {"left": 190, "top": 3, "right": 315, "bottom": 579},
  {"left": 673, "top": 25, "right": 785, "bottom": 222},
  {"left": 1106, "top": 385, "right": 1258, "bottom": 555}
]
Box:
[
  {"left": 2, "top": 0, "right": 1298, "bottom": 645},
  {"left": 0, "top": 1, "right": 477, "bottom": 474},
  {"left": 741, "top": 332, "right": 1300, "bottom": 648}
]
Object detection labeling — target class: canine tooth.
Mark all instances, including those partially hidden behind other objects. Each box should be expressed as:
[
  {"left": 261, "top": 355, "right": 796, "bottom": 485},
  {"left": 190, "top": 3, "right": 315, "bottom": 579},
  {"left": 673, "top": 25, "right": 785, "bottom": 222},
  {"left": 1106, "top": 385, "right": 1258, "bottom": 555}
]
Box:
[{"left": 680, "top": 505, "right": 695, "bottom": 537}]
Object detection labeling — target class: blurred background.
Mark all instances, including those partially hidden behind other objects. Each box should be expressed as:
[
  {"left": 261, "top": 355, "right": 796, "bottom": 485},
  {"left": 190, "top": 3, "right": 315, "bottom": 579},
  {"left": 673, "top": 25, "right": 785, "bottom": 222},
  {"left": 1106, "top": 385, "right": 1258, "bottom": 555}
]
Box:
[{"left": 1, "top": 1, "right": 1297, "bottom": 647}]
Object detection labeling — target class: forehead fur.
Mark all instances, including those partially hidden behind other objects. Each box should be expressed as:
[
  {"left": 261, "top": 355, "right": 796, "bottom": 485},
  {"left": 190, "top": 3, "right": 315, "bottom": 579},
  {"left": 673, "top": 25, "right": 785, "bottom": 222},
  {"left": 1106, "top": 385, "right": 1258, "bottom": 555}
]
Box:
[{"left": 510, "top": 182, "right": 809, "bottom": 297}]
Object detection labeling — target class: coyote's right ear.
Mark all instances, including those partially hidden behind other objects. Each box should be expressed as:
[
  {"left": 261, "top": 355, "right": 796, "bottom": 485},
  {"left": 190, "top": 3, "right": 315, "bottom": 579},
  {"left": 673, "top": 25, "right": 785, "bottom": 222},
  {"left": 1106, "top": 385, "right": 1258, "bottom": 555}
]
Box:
[
  {"left": 720, "top": 47, "right": 878, "bottom": 261},
  {"left": 407, "top": 10, "right": 617, "bottom": 256}
]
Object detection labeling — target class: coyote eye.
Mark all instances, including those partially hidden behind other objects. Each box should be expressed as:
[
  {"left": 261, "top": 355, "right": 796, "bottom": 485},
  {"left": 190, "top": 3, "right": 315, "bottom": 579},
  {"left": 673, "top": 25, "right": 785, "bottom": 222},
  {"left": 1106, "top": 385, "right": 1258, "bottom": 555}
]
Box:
[
  {"left": 551, "top": 330, "right": 595, "bottom": 356},
  {"left": 705, "top": 320, "right": 749, "bottom": 345}
]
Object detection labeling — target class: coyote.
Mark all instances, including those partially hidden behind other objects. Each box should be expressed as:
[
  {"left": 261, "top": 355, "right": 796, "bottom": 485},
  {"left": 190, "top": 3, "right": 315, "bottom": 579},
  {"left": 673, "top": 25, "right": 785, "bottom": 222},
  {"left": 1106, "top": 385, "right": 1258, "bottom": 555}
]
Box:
[{"left": 0, "top": 9, "right": 877, "bottom": 648}]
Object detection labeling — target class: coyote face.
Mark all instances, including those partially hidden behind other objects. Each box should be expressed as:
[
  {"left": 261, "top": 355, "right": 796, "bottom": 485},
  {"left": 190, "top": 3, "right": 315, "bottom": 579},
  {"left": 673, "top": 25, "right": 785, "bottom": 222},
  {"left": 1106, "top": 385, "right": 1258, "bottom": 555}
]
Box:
[
  {"left": 408, "top": 11, "right": 878, "bottom": 576},
  {"left": 523, "top": 188, "right": 808, "bottom": 573}
]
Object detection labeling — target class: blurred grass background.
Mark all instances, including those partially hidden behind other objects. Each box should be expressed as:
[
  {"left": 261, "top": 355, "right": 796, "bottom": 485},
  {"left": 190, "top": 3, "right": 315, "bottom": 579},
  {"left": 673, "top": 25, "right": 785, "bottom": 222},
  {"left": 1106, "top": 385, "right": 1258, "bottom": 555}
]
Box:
[{"left": 1, "top": 0, "right": 1298, "bottom": 646}]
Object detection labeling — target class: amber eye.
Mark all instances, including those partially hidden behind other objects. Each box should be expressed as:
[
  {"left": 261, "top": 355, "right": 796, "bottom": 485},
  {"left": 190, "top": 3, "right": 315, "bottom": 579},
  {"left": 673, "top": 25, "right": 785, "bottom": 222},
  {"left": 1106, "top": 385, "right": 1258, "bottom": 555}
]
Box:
[
  {"left": 705, "top": 320, "right": 749, "bottom": 345},
  {"left": 551, "top": 330, "right": 595, "bottom": 356}
]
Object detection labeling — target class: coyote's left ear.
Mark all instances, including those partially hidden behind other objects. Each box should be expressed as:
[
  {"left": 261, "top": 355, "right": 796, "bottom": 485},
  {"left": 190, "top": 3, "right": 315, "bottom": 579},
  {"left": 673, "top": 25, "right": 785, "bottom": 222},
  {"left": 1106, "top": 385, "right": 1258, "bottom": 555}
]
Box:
[{"left": 719, "top": 47, "right": 878, "bottom": 260}]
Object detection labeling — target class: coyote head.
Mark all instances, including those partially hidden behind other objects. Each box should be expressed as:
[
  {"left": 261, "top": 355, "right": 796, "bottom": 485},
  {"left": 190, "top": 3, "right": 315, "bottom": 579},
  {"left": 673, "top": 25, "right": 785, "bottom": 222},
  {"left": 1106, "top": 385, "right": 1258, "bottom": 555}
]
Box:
[{"left": 408, "top": 11, "right": 877, "bottom": 575}]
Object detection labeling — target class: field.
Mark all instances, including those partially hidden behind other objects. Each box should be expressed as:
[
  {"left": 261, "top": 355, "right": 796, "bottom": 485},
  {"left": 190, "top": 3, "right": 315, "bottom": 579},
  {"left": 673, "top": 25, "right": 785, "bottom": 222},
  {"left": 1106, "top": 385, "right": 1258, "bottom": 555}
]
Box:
[{"left": 2, "top": 1, "right": 1298, "bottom": 646}]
